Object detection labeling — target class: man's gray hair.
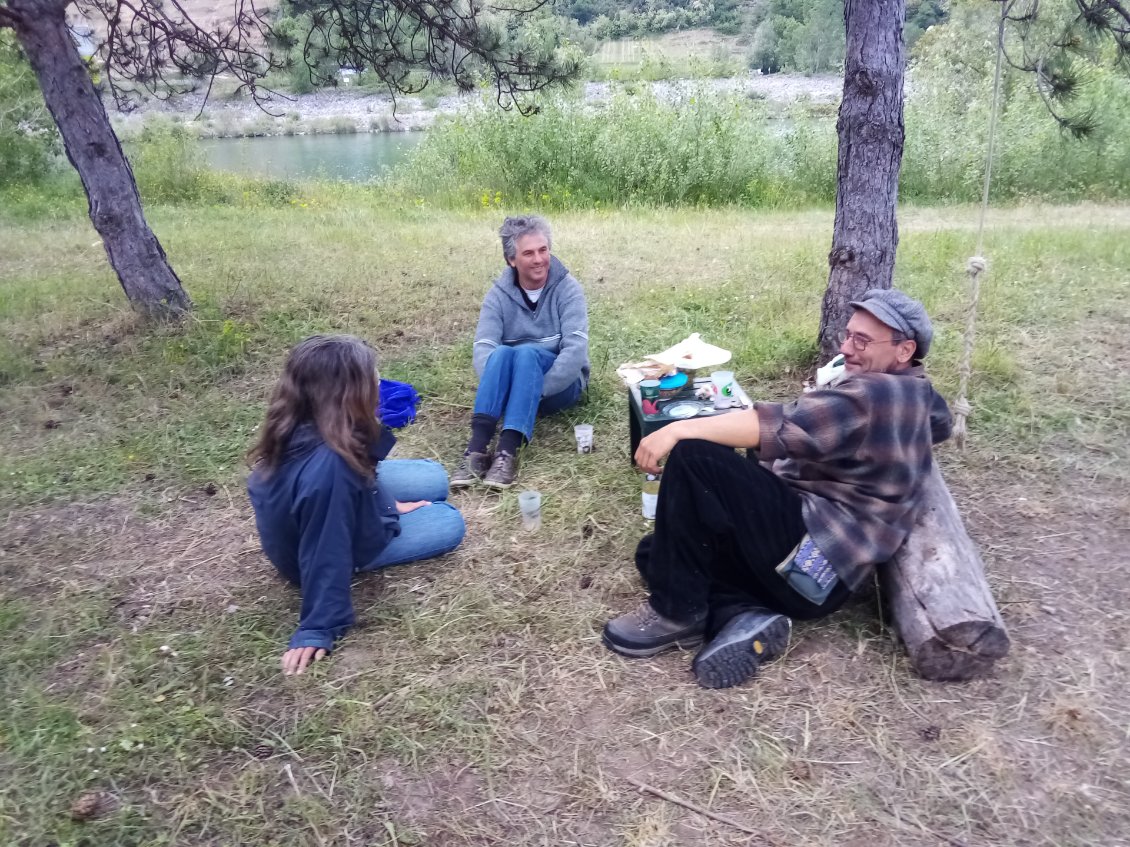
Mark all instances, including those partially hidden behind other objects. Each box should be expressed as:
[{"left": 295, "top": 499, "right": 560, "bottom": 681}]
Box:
[{"left": 499, "top": 216, "right": 552, "bottom": 262}]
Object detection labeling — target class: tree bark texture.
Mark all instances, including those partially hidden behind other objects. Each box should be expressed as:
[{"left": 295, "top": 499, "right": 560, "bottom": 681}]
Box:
[
  {"left": 819, "top": 0, "right": 906, "bottom": 360},
  {"left": 9, "top": 0, "right": 192, "bottom": 318},
  {"left": 881, "top": 464, "right": 1011, "bottom": 681}
]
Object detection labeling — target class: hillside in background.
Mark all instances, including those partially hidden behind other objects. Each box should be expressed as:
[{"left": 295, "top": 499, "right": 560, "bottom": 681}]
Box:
[{"left": 57, "top": 0, "right": 950, "bottom": 94}]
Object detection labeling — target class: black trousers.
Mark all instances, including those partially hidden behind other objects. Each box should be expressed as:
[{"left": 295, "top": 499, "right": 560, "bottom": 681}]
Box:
[{"left": 637, "top": 439, "right": 849, "bottom": 638}]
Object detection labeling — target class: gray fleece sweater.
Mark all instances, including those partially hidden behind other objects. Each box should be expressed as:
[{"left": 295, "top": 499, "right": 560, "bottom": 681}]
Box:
[{"left": 472, "top": 255, "right": 591, "bottom": 398}]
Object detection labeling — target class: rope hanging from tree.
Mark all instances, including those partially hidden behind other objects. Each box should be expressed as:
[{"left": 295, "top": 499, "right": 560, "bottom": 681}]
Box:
[{"left": 953, "top": 6, "right": 1008, "bottom": 449}]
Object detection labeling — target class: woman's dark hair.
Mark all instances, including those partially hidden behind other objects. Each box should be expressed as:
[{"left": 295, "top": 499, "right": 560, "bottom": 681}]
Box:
[{"left": 247, "top": 335, "right": 382, "bottom": 480}]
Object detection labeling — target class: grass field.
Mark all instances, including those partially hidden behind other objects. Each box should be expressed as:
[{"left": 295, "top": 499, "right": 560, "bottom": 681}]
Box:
[
  {"left": 589, "top": 30, "right": 747, "bottom": 79},
  {"left": 592, "top": 30, "right": 746, "bottom": 65},
  {"left": 1, "top": 197, "right": 1128, "bottom": 845}
]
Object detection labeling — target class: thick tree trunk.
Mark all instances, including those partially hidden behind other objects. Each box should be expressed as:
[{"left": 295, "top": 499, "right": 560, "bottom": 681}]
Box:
[
  {"left": 9, "top": 0, "right": 192, "bottom": 318},
  {"left": 818, "top": 0, "right": 906, "bottom": 360},
  {"left": 881, "top": 464, "right": 1011, "bottom": 681}
]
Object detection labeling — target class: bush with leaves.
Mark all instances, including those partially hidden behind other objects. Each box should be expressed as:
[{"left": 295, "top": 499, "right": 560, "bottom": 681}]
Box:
[
  {"left": 903, "top": 1, "right": 1130, "bottom": 202},
  {"left": 747, "top": 0, "right": 846, "bottom": 74},
  {"left": 0, "top": 32, "right": 58, "bottom": 186},
  {"left": 748, "top": 0, "right": 945, "bottom": 75},
  {"left": 393, "top": 90, "right": 838, "bottom": 207}
]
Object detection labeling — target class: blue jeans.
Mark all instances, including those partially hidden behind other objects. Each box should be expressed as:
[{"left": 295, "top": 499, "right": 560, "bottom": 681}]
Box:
[
  {"left": 473, "top": 345, "right": 584, "bottom": 441},
  {"left": 361, "top": 459, "right": 466, "bottom": 570}
]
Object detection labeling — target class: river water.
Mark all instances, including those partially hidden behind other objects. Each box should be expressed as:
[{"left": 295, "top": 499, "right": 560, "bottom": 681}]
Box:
[{"left": 199, "top": 132, "right": 426, "bottom": 182}]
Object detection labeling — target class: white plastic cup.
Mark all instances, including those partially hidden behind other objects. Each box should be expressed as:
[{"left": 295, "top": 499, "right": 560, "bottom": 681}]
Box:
[
  {"left": 574, "top": 423, "right": 594, "bottom": 454},
  {"left": 518, "top": 490, "right": 542, "bottom": 531},
  {"left": 711, "top": 370, "right": 735, "bottom": 410}
]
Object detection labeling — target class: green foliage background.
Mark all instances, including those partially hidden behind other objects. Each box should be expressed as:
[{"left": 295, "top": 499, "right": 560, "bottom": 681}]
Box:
[
  {"left": 0, "top": 31, "right": 59, "bottom": 187},
  {"left": 3, "top": 0, "right": 1129, "bottom": 211}
]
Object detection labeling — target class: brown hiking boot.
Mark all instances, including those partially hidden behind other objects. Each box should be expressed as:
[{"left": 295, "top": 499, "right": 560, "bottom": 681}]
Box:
[
  {"left": 602, "top": 600, "right": 706, "bottom": 657},
  {"left": 482, "top": 451, "right": 519, "bottom": 489},
  {"left": 451, "top": 451, "right": 492, "bottom": 487}
]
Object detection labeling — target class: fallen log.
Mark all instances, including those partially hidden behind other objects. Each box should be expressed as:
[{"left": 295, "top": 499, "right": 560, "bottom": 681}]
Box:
[{"left": 881, "top": 463, "right": 1010, "bottom": 681}]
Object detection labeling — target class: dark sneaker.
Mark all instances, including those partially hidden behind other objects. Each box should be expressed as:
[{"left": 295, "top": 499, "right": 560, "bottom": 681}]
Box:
[
  {"left": 451, "top": 451, "right": 492, "bottom": 487},
  {"left": 482, "top": 452, "right": 519, "bottom": 489},
  {"left": 692, "top": 609, "right": 792, "bottom": 689},
  {"left": 602, "top": 600, "right": 706, "bottom": 657}
]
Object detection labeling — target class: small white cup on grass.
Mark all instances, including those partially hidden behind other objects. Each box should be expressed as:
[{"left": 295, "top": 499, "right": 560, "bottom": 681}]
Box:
[
  {"left": 518, "top": 490, "right": 542, "bottom": 532},
  {"left": 574, "top": 423, "right": 594, "bottom": 454}
]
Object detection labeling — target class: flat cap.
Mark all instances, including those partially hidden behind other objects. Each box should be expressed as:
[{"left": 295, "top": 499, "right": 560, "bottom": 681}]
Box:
[{"left": 850, "top": 288, "right": 933, "bottom": 360}]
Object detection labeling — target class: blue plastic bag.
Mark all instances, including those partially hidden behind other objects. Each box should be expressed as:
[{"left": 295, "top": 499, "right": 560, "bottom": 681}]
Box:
[{"left": 378, "top": 378, "right": 420, "bottom": 429}]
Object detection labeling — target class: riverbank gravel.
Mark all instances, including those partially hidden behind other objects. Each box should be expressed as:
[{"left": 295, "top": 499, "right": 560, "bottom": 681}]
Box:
[{"left": 111, "top": 73, "right": 842, "bottom": 138}]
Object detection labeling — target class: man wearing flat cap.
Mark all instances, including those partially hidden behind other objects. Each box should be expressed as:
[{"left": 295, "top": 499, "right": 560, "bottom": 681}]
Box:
[{"left": 603, "top": 288, "right": 952, "bottom": 689}]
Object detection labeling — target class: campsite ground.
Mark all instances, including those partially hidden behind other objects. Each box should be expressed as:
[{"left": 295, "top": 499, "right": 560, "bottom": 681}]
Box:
[{"left": 1, "top": 202, "right": 1128, "bottom": 845}]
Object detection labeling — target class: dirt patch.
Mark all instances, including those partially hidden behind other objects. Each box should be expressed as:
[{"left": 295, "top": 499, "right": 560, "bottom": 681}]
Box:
[
  {"left": 6, "top": 445, "right": 1129, "bottom": 844},
  {"left": 4, "top": 412, "right": 1129, "bottom": 845},
  {"left": 0, "top": 494, "right": 263, "bottom": 614}
]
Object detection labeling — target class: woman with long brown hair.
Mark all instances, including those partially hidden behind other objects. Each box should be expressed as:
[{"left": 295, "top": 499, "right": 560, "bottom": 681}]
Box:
[{"left": 248, "top": 335, "right": 465, "bottom": 675}]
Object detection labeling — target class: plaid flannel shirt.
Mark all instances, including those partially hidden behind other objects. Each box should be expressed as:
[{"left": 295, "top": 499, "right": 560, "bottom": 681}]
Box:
[{"left": 755, "top": 366, "right": 952, "bottom": 591}]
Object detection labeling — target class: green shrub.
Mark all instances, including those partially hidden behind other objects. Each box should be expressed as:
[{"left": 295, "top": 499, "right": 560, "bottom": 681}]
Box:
[
  {"left": 903, "top": 10, "right": 1130, "bottom": 203},
  {"left": 748, "top": 0, "right": 846, "bottom": 75},
  {"left": 128, "top": 120, "right": 215, "bottom": 203},
  {"left": 391, "top": 90, "right": 837, "bottom": 208},
  {"left": 0, "top": 33, "right": 60, "bottom": 188},
  {"left": 390, "top": 17, "right": 1130, "bottom": 212},
  {"left": 126, "top": 121, "right": 298, "bottom": 207}
]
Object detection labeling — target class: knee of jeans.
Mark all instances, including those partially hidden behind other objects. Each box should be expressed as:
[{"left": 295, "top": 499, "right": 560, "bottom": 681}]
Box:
[
  {"left": 416, "top": 459, "right": 452, "bottom": 497},
  {"left": 487, "top": 345, "right": 517, "bottom": 365},
  {"left": 433, "top": 503, "right": 467, "bottom": 550},
  {"left": 511, "top": 345, "right": 544, "bottom": 366}
]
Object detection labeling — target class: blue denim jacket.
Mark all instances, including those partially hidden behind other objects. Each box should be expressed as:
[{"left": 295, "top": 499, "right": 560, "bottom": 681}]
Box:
[{"left": 248, "top": 424, "right": 399, "bottom": 652}]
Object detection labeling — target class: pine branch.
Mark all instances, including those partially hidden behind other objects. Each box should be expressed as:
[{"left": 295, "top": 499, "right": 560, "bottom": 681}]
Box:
[
  {"left": 77, "top": 0, "right": 283, "bottom": 111},
  {"left": 994, "top": 0, "right": 1129, "bottom": 136}
]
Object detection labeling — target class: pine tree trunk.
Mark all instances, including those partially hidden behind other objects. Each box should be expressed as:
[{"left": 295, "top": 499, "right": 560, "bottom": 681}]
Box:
[
  {"left": 9, "top": 0, "right": 193, "bottom": 319},
  {"left": 818, "top": 0, "right": 906, "bottom": 360}
]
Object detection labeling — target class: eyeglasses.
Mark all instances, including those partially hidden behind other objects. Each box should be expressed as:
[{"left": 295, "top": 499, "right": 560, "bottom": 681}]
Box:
[{"left": 838, "top": 330, "right": 906, "bottom": 352}]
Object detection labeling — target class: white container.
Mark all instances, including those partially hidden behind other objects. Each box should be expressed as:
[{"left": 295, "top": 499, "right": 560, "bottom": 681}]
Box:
[
  {"left": 518, "top": 490, "right": 542, "bottom": 531},
  {"left": 816, "top": 354, "right": 846, "bottom": 387},
  {"left": 641, "top": 474, "right": 660, "bottom": 520},
  {"left": 710, "top": 370, "right": 735, "bottom": 410},
  {"left": 574, "top": 423, "right": 594, "bottom": 454}
]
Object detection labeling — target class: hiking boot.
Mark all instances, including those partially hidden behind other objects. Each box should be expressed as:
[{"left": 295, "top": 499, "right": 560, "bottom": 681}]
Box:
[
  {"left": 482, "top": 451, "right": 519, "bottom": 489},
  {"left": 451, "top": 451, "right": 492, "bottom": 487},
  {"left": 692, "top": 609, "right": 792, "bottom": 689},
  {"left": 602, "top": 600, "right": 706, "bottom": 658}
]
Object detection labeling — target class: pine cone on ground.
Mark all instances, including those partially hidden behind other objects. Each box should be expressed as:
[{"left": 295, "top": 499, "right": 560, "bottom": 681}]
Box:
[
  {"left": 252, "top": 743, "right": 274, "bottom": 760},
  {"left": 69, "top": 791, "right": 105, "bottom": 821}
]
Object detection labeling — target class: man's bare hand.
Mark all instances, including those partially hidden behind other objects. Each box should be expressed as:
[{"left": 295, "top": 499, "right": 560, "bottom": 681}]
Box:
[
  {"left": 282, "top": 646, "right": 327, "bottom": 675},
  {"left": 635, "top": 426, "right": 681, "bottom": 474},
  {"left": 396, "top": 500, "right": 431, "bottom": 514}
]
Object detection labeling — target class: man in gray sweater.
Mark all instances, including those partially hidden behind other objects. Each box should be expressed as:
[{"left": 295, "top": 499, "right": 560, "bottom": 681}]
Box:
[{"left": 451, "top": 216, "right": 591, "bottom": 489}]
